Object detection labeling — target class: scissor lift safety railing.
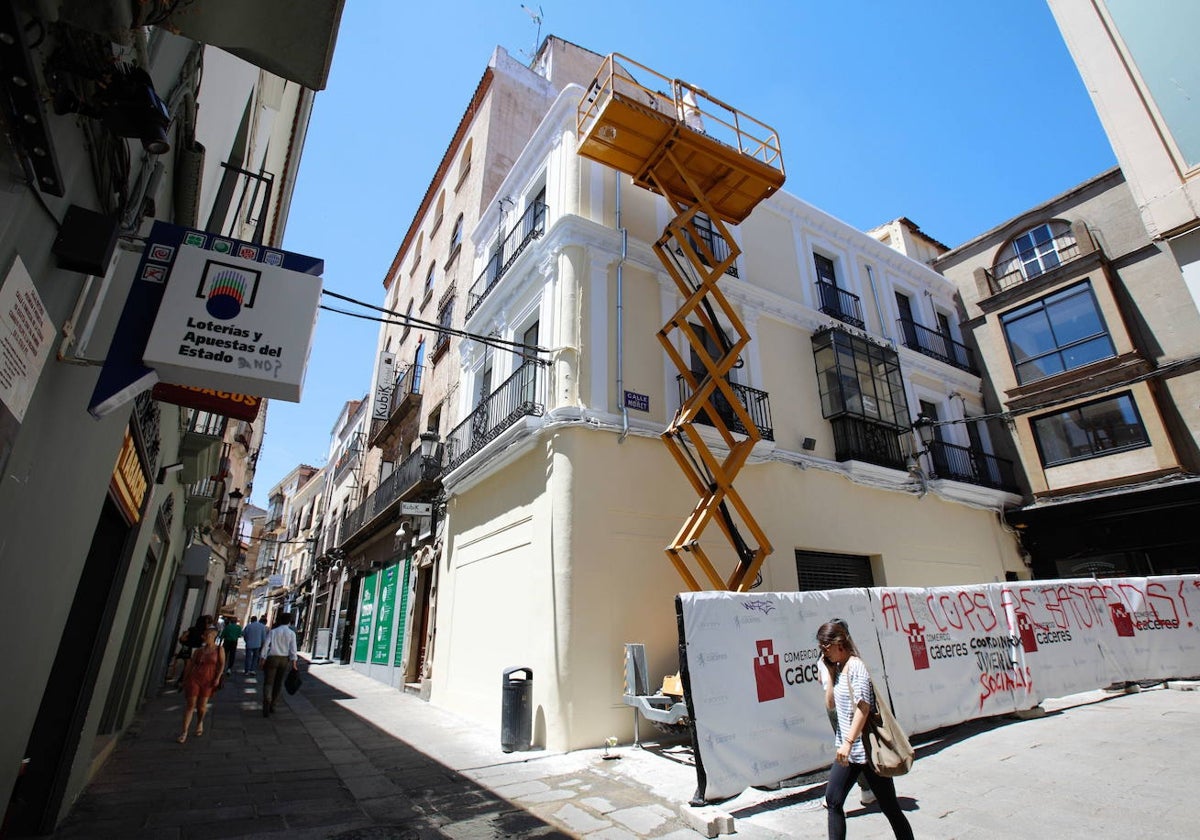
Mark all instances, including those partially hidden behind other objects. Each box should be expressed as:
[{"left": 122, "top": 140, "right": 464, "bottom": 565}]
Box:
[{"left": 577, "top": 55, "right": 785, "bottom": 592}]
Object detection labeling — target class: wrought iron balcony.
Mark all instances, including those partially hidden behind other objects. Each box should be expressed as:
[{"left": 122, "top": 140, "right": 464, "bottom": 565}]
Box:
[
  {"left": 830, "top": 416, "right": 906, "bottom": 470},
  {"left": 984, "top": 232, "right": 1081, "bottom": 293},
  {"left": 921, "top": 439, "right": 1018, "bottom": 493},
  {"left": 681, "top": 224, "right": 738, "bottom": 278},
  {"left": 896, "top": 318, "right": 978, "bottom": 374},
  {"left": 339, "top": 443, "right": 444, "bottom": 546},
  {"left": 444, "top": 359, "right": 545, "bottom": 474},
  {"left": 467, "top": 201, "right": 547, "bottom": 319},
  {"left": 676, "top": 375, "right": 773, "bottom": 440},
  {"left": 815, "top": 280, "right": 865, "bottom": 330}
]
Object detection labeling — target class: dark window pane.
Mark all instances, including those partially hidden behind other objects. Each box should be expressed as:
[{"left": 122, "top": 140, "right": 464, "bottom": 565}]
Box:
[
  {"left": 1002, "top": 281, "right": 1113, "bottom": 384},
  {"left": 1032, "top": 393, "right": 1150, "bottom": 466},
  {"left": 1004, "top": 310, "right": 1057, "bottom": 361},
  {"left": 1016, "top": 354, "right": 1065, "bottom": 384},
  {"left": 1062, "top": 335, "right": 1116, "bottom": 369},
  {"left": 1044, "top": 289, "right": 1104, "bottom": 345}
]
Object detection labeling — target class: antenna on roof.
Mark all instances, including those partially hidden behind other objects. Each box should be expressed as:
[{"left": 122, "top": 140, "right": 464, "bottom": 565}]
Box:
[{"left": 520, "top": 4, "right": 544, "bottom": 61}]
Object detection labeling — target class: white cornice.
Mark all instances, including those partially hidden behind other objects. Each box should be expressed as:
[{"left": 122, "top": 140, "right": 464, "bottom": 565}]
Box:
[{"left": 440, "top": 407, "right": 1015, "bottom": 513}]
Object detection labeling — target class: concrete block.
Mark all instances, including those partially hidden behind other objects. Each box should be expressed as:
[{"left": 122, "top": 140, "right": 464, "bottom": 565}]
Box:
[
  {"left": 677, "top": 804, "right": 735, "bottom": 837},
  {"left": 1166, "top": 680, "right": 1200, "bottom": 691},
  {"left": 1010, "top": 705, "right": 1046, "bottom": 720}
]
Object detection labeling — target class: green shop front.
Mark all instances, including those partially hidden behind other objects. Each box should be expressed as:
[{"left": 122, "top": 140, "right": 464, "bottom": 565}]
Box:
[{"left": 352, "top": 558, "right": 417, "bottom": 687}]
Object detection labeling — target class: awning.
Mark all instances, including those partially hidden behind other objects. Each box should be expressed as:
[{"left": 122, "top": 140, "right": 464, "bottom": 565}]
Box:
[
  {"left": 50, "top": 0, "right": 345, "bottom": 90},
  {"left": 160, "top": 0, "right": 345, "bottom": 90}
]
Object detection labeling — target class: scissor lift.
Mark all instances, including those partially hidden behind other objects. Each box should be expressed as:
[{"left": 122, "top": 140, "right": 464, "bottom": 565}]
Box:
[{"left": 577, "top": 55, "right": 785, "bottom": 592}]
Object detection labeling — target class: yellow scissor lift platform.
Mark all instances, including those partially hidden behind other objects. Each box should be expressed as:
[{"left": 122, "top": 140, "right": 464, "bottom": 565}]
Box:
[
  {"left": 577, "top": 54, "right": 784, "bottom": 225},
  {"left": 577, "top": 55, "right": 785, "bottom": 594}
]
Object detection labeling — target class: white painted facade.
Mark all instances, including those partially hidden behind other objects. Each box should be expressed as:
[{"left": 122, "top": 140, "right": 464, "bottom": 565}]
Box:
[{"left": 420, "top": 78, "right": 1026, "bottom": 752}]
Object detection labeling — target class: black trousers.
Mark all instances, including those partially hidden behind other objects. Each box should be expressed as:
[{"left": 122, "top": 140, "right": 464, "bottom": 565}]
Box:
[
  {"left": 825, "top": 760, "right": 913, "bottom": 840},
  {"left": 263, "top": 656, "right": 290, "bottom": 712}
]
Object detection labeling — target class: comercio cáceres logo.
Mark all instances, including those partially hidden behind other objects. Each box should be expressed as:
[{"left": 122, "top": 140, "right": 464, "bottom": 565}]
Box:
[{"left": 752, "top": 639, "right": 822, "bottom": 703}]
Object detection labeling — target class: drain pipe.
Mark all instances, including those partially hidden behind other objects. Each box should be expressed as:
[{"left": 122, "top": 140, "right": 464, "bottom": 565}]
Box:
[
  {"left": 865, "top": 264, "right": 892, "bottom": 346},
  {"left": 616, "top": 171, "right": 630, "bottom": 442}
]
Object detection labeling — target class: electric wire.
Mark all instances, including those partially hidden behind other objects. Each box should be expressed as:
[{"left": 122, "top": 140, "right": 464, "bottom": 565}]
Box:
[
  {"left": 319, "top": 288, "right": 549, "bottom": 360},
  {"left": 919, "top": 353, "right": 1200, "bottom": 430}
]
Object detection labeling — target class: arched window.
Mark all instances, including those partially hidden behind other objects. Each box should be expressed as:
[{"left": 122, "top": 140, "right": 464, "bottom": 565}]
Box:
[
  {"left": 991, "top": 220, "right": 1076, "bottom": 289},
  {"left": 448, "top": 213, "right": 464, "bottom": 261},
  {"left": 411, "top": 232, "right": 424, "bottom": 276},
  {"left": 424, "top": 262, "right": 436, "bottom": 301},
  {"left": 456, "top": 138, "right": 473, "bottom": 188},
  {"left": 432, "top": 191, "right": 445, "bottom": 232},
  {"left": 401, "top": 298, "right": 414, "bottom": 341}
]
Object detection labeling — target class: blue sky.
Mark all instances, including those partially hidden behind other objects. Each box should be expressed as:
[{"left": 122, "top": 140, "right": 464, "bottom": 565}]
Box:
[{"left": 253, "top": 0, "right": 1115, "bottom": 505}]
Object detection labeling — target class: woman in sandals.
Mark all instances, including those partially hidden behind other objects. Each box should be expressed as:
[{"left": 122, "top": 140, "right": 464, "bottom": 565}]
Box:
[
  {"left": 817, "top": 620, "right": 913, "bottom": 840},
  {"left": 177, "top": 625, "right": 224, "bottom": 743}
]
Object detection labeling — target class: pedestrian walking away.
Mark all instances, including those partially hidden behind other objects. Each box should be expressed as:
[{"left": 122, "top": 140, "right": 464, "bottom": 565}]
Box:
[
  {"left": 219, "top": 615, "right": 242, "bottom": 674},
  {"left": 261, "top": 612, "right": 298, "bottom": 717},
  {"left": 177, "top": 626, "right": 224, "bottom": 743},
  {"left": 241, "top": 614, "right": 267, "bottom": 675},
  {"left": 818, "top": 619, "right": 913, "bottom": 840}
]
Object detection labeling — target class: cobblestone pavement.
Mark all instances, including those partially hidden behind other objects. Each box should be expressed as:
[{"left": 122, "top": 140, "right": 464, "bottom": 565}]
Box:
[{"left": 50, "top": 659, "right": 1200, "bottom": 839}]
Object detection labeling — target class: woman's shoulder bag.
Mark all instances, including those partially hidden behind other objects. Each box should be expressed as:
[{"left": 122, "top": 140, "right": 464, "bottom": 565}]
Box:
[{"left": 866, "top": 677, "right": 915, "bottom": 777}]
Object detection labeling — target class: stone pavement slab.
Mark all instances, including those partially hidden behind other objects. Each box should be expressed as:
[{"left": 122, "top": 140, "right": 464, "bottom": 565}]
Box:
[{"left": 50, "top": 662, "right": 1198, "bottom": 839}]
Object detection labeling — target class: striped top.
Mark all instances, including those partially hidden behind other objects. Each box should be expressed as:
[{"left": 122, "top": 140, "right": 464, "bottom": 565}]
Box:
[{"left": 832, "top": 656, "right": 873, "bottom": 764}]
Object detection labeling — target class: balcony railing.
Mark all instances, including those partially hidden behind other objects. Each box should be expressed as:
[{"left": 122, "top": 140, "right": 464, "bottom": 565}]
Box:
[
  {"left": 984, "top": 233, "right": 1082, "bottom": 293},
  {"left": 897, "top": 318, "right": 978, "bottom": 374},
  {"left": 467, "top": 201, "right": 547, "bottom": 319},
  {"left": 683, "top": 224, "right": 738, "bottom": 278},
  {"left": 332, "top": 447, "right": 360, "bottom": 483},
  {"left": 340, "top": 443, "right": 444, "bottom": 545},
  {"left": 676, "top": 375, "right": 773, "bottom": 440},
  {"left": 922, "top": 439, "right": 1018, "bottom": 493},
  {"left": 816, "top": 280, "right": 865, "bottom": 330},
  {"left": 444, "top": 359, "right": 546, "bottom": 474},
  {"left": 830, "top": 416, "right": 906, "bottom": 470}
]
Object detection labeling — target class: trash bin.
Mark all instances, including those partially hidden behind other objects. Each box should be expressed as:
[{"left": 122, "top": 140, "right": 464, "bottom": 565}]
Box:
[{"left": 500, "top": 666, "right": 533, "bottom": 752}]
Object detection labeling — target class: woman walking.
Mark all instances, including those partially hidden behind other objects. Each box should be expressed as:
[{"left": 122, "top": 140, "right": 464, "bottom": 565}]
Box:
[
  {"left": 817, "top": 620, "right": 914, "bottom": 840},
  {"left": 177, "top": 625, "right": 224, "bottom": 743}
]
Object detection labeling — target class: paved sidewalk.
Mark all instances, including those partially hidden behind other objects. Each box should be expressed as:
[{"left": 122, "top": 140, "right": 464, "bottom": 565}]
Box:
[{"left": 52, "top": 660, "right": 1198, "bottom": 839}]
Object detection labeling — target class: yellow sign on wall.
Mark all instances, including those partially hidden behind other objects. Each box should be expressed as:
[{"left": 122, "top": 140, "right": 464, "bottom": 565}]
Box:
[{"left": 110, "top": 428, "right": 147, "bottom": 524}]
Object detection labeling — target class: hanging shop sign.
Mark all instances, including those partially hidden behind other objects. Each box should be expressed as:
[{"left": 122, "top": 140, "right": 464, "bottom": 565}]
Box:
[
  {"left": 109, "top": 426, "right": 148, "bottom": 524},
  {"left": 142, "top": 243, "right": 322, "bottom": 400},
  {"left": 89, "top": 222, "right": 323, "bottom": 416},
  {"left": 372, "top": 351, "right": 396, "bottom": 421},
  {"left": 150, "top": 383, "right": 261, "bottom": 422}
]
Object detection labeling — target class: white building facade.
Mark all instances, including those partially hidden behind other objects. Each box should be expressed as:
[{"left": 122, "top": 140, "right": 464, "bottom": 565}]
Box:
[{"left": 341, "top": 41, "right": 1027, "bottom": 752}]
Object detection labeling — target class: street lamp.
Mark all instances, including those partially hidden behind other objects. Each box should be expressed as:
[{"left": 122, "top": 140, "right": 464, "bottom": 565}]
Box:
[
  {"left": 907, "top": 414, "right": 937, "bottom": 475},
  {"left": 420, "top": 430, "right": 442, "bottom": 483},
  {"left": 419, "top": 431, "right": 439, "bottom": 460}
]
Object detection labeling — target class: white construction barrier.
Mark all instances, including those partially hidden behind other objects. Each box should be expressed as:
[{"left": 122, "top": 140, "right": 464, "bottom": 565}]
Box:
[{"left": 678, "top": 575, "right": 1200, "bottom": 800}]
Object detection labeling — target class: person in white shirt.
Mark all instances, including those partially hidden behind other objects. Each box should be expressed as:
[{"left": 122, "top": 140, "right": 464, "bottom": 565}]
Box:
[
  {"left": 818, "top": 620, "right": 875, "bottom": 807},
  {"left": 818, "top": 620, "right": 913, "bottom": 840},
  {"left": 261, "top": 612, "right": 298, "bottom": 717}
]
